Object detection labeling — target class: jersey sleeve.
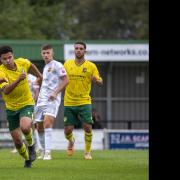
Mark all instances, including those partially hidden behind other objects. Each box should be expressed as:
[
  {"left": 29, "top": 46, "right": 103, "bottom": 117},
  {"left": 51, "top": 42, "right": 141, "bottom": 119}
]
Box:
[
  {"left": 17, "top": 58, "right": 31, "bottom": 73},
  {"left": 56, "top": 62, "right": 67, "bottom": 77},
  {"left": 0, "top": 71, "right": 9, "bottom": 89},
  {"left": 92, "top": 63, "right": 102, "bottom": 81}
]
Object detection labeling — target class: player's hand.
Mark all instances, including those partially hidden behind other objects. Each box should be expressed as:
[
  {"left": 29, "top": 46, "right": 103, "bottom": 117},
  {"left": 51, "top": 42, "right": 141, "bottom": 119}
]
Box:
[
  {"left": 92, "top": 76, "right": 103, "bottom": 86},
  {"left": 0, "top": 78, "right": 7, "bottom": 83},
  {"left": 91, "top": 76, "right": 96, "bottom": 82},
  {"left": 18, "top": 72, "right": 26, "bottom": 82}
]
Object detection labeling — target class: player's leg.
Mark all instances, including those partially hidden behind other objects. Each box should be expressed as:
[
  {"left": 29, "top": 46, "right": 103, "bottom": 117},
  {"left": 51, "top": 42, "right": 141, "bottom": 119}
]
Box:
[
  {"left": 43, "top": 114, "right": 55, "bottom": 160},
  {"left": 42, "top": 101, "right": 60, "bottom": 160},
  {"left": 31, "top": 108, "right": 42, "bottom": 152},
  {"left": 20, "top": 105, "right": 36, "bottom": 163},
  {"left": 10, "top": 128, "right": 29, "bottom": 161},
  {"left": 83, "top": 123, "right": 93, "bottom": 160},
  {"left": 64, "top": 125, "right": 75, "bottom": 156},
  {"left": 33, "top": 122, "right": 43, "bottom": 152},
  {"left": 6, "top": 108, "right": 31, "bottom": 168},
  {"left": 34, "top": 105, "right": 45, "bottom": 159},
  {"left": 36, "top": 122, "right": 45, "bottom": 159},
  {"left": 64, "top": 106, "right": 76, "bottom": 156},
  {"left": 80, "top": 105, "right": 93, "bottom": 160}
]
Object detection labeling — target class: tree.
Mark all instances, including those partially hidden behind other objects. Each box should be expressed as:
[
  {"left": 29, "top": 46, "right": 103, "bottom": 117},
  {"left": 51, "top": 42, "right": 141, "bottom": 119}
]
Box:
[
  {"left": 0, "top": 0, "right": 149, "bottom": 40},
  {"left": 0, "top": 0, "right": 45, "bottom": 39},
  {"left": 58, "top": 0, "right": 149, "bottom": 40}
]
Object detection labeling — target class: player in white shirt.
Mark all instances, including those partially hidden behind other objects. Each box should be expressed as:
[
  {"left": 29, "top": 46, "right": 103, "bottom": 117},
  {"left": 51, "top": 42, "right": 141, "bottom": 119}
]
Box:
[
  {"left": 34, "top": 44, "right": 69, "bottom": 160},
  {"left": 28, "top": 74, "right": 43, "bottom": 153}
]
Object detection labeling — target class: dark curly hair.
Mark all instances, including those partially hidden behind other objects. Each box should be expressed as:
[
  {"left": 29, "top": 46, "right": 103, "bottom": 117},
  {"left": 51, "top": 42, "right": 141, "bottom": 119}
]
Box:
[{"left": 0, "top": 45, "right": 13, "bottom": 57}]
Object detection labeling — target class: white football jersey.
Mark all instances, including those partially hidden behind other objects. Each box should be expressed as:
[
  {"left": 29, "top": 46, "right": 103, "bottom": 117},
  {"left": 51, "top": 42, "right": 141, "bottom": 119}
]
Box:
[{"left": 37, "top": 60, "right": 67, "bottom": 106}]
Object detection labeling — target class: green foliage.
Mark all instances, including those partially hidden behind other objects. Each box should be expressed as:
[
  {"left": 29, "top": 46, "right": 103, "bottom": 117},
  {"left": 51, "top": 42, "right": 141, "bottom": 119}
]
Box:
[
  {"left": 0, "top": 149, "right": 148, "bottom": 180},
  {"left": 0, "top": 0, "right": 148, "bottom": 40},
  {"left": 64, "top": 0, "right": 149, "bottom": 39},
  {"left": 0, "top": 0, "right": 44, "bottom": 39},
  {"left": 31, "top": 3, "right": 65, "bottom": 39}
]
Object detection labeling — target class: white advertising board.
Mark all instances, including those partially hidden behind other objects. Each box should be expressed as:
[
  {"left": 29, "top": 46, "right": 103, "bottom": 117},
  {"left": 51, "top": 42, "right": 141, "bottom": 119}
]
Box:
[{"left": 64, "top": 44, "right": 149, "bottom": 61}]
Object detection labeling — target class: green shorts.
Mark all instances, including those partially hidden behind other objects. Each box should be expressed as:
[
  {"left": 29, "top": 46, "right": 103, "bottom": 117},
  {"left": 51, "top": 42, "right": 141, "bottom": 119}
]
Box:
[
  {"left": 64, "top": 104, "right": 93, "bottom": 126},
  {"left": 6, "top": 105, "right": 34, "bottom": 131}
]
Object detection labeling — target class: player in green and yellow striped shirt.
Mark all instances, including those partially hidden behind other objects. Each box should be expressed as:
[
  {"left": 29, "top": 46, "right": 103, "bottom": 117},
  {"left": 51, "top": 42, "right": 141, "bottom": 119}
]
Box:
[
  {"left": 0, "top": 45, "right": 42, "bottom": 168},
  {"left": 64, "top": 42, "right": 103, "bottom": 160}
]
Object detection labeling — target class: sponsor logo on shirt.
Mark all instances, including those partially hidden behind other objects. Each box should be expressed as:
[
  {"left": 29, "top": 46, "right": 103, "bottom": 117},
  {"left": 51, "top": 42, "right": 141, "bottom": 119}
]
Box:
[
  {"left": 48, "top": 68, "right": 53, "bottom": 72},
  {"left": 82, "top": 68, "right": 87, "bottom": 73}
]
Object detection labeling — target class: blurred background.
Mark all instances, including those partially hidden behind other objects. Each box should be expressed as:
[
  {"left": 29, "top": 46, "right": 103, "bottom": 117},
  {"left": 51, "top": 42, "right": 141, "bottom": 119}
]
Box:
[
  {"left": 0, "top": 0, "right": 148, "bottom": 40},
  {"left": 0, "top": 0, "right": 149, "bottom": 149}
]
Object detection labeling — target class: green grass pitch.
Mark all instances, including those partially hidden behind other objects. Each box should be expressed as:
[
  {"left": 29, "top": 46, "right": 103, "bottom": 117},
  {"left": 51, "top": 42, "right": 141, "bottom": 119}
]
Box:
[{"left": 0, "top": 149, "right": 148, "bottom": 180}]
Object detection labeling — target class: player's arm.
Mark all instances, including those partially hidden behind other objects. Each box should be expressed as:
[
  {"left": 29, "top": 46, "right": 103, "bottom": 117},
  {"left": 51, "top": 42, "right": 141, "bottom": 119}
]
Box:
[
  {"left": 1, "top": 72, "right": 26, "bottom": 95},
  {"left": 92, "top": 76, "right": 103, "bottom": 86},
  {"left": 0, "top": 78, "right": 7, "bottom": 84},
  {"left": 49, "top": 75, "right": 69, "bottom": 101},
  {"left": 91, "top": 64, "right": 103, "bottom": 86},
  {"left": 28, "top": 63, "right": 43, "bottom": 85}
]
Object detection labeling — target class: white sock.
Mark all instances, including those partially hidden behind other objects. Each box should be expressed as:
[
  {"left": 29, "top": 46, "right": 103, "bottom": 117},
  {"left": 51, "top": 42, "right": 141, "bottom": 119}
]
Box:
[
  {"left": 45, "top": 128, "right": 52, "bottom": 152},
  {"left": 34, "top": 129, "right": 43, "bottom": 150},
  {"left": 38, "top": 131, "right": 45, "bottom": 150}
]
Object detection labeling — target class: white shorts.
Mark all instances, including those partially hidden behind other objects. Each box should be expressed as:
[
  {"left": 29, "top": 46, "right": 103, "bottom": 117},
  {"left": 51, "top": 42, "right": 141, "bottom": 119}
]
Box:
[{"left": 34, "top": 101, "right": 60, "bottom": 123}]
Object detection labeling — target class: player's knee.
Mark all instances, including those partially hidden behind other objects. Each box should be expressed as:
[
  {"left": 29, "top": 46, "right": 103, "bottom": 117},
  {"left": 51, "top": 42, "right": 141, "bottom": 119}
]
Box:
[
  {"left": 21, "top": 127, "right": 30, "bottom": 134},
  {"left": 44, "top": 122, "right": 52, "bottom": 129},
  {"left": 83, "top": 123, "right": 92, "bottom": 133},
  {"left": 64, "top": 126, "right": 73, "bottom": 135}
]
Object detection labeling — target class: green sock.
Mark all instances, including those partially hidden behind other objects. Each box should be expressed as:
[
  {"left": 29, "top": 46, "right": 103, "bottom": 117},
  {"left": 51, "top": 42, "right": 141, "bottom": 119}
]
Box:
[
  {"left": 17, "top": 143, "right": 29, "bottom": 160},
  {"left": 84, "top": 131, "right": 93, "bottom": 153},
  {"left": 24, "top": 128, "right": 34, "bottom": 146}
]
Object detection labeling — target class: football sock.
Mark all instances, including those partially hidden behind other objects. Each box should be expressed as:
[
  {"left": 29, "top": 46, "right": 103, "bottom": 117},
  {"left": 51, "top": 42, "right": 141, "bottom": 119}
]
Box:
[
  {"left": 24, "top": 128, "right": 34, "bottom": 146},
  {"left": 34, "top": 128, "right": 42, "bottom": 150},
  {"left": 38, "top": 131, "right": 45, "bottom": 150},
  {"left": 85, "top": 130, "right": 93, "bottom": 153},
  {"left": 17, "top": 143, "right": 29, "bottom": 160},
  {"left": 65, "top": 132, "right": 74, "bottom": 142},
  {"left": 45, "top": 128, "right": 52, "bottom": 152}
]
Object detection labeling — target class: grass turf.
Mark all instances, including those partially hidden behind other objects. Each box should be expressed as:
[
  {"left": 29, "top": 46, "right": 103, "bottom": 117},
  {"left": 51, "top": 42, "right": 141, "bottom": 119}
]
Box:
[{"left": 0, "top": 149, "right": 148, "bottom": 180}]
